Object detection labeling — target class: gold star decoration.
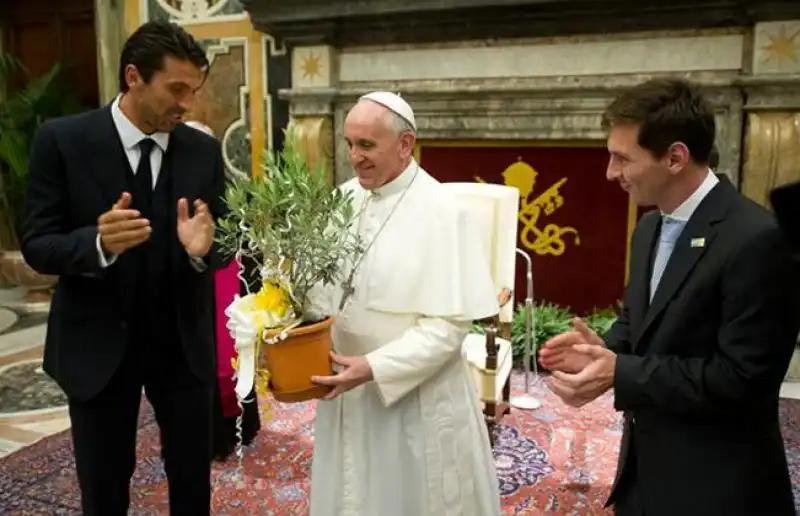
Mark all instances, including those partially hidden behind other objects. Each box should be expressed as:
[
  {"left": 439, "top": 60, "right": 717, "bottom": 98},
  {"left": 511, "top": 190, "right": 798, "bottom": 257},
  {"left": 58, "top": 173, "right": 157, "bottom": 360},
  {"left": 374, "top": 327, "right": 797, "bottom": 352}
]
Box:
[
  {"left": 300, "top": 53, "right": 322, "bottom": 79},
  {"left": 761, "top": 24, "right": 799, "bottom": 64}
]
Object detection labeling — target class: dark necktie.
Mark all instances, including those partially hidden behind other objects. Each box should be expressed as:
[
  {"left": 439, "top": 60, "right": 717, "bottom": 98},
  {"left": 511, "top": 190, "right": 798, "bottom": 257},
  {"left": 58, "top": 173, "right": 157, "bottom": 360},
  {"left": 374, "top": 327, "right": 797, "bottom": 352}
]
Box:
[{"left": 135, "top": 138, "right": 156, "bottom": 212}]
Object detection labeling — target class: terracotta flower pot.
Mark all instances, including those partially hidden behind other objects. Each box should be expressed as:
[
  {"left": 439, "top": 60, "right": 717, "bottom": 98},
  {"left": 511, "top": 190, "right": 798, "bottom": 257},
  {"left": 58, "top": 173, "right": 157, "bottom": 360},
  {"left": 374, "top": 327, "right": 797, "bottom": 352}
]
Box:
[{"left": 259, "top": 316, "right": 334, "bottom": 402}]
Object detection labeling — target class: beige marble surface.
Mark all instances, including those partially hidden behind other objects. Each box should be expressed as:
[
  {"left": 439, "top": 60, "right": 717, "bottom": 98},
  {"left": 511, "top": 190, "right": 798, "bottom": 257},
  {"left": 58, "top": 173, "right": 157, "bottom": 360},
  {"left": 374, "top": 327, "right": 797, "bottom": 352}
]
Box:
[
  {"left": 753, "top": 21, "right": 800, "bottom": 75},
  {"left": 0, "top": 293, "right": 68, "bottom": 459},
  {"left": 337, "top": 34, "right": 745, "bottom": 83},
  {"left": 0, "top": 341, "right": 68, "bottom": 458},
  {"left": 0, "top": 309, "right": 16, "bottom": 334}
]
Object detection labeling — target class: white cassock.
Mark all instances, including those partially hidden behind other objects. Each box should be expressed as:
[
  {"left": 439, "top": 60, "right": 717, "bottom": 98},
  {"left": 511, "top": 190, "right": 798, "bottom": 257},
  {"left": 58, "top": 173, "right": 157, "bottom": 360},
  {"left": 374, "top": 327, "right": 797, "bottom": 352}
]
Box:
[{"left": 309, "top": 159, "right": 502, "bottom": 516}]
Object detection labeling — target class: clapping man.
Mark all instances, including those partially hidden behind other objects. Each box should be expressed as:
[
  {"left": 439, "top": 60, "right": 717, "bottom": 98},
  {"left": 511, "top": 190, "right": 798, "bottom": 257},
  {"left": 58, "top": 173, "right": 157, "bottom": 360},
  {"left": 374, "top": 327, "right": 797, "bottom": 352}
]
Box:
[
  {"left": 22, "top": 21, "right": 227, "bottom": 515},
  {"left": 540, "top": 78, "right": 800, "bottom": 516}
]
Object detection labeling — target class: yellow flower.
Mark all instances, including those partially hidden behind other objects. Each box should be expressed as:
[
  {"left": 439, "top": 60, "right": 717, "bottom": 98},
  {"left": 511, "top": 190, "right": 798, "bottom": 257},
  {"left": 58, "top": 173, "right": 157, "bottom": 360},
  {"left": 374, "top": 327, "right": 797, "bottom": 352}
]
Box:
[
  {"left": 255, "top": 367, "right": 272, "bottom": 400},
  {"left": 254, "top": 281, "right": 291, "bottom": 317}
]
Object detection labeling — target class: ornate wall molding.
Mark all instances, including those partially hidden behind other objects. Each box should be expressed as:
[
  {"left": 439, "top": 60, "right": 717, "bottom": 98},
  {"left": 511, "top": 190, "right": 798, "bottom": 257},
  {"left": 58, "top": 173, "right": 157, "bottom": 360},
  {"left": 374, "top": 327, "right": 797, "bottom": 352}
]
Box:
[
  {"left": 147, "top": 0, "right": 247, "bottom": 23},
  {"left": 740, "top": 74, "right": 800, "bottom": 110},
  {"left": 336, "top": 34, "right": 745, "bottom": 83},
  {"left": 281, "top": 72, "right": 746, "bottom": 186},
  {"left": 284, "top": 87, "right": 338, "bottom": 117},
  {"left": 242, "top": 0, "right": 800, "bottom": 47}
]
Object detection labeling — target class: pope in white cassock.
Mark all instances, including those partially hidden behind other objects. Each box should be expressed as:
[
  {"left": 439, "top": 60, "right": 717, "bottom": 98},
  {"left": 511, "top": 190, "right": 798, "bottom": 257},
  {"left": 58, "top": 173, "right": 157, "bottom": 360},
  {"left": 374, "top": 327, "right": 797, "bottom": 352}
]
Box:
[{"left": 308, "top": 92, "right": 503, "bottom": 516}]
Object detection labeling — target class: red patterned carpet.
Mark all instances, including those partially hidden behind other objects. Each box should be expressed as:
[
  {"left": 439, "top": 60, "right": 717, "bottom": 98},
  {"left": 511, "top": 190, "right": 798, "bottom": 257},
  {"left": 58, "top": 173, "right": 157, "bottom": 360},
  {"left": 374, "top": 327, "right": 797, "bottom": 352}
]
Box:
[{"left": 2, "top": 375, "right": 800, "bottom": 515}]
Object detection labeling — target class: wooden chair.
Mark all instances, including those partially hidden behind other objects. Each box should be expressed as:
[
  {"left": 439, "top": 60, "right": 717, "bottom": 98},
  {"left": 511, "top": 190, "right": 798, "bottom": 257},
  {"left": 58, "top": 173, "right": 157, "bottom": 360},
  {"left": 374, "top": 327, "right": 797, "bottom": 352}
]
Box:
[{"left": 444, "top": 182, "right": 520, "bottom": 446}]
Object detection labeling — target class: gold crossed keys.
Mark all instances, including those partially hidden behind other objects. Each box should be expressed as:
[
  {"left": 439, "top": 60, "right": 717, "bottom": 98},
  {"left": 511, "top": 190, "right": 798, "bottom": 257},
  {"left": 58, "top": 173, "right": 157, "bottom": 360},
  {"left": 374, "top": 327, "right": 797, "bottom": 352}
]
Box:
[{"left": 476, "top": 158, "right": 580, "bottom": 257}]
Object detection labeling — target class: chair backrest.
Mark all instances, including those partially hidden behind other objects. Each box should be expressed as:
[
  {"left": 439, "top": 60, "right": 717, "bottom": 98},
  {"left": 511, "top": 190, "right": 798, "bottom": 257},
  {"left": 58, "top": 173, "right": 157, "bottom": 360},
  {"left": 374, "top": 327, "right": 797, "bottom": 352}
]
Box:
[{"left": 444, "top": 182, "right": 520, "bottom": 323}]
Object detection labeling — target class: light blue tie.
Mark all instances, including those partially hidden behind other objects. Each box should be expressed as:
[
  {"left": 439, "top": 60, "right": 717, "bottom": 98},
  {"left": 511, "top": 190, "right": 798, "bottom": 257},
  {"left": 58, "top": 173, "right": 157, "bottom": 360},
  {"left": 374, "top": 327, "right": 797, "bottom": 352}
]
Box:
[{"left": 650, "top": 216, "right": 686, "bottom": 301}]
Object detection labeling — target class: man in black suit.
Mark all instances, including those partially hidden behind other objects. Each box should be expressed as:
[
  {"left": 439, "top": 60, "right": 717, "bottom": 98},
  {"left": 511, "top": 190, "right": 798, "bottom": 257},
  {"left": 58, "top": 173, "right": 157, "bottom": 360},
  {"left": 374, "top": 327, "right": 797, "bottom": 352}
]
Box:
[
  {"left": 771, "top": 180, "right": 800, "bottom": 259},
  {"left": 540, "top": 79, "right": 800, "bottom": 515},
  {"left": 21, "top": 21, "right": 227, "bottom": 515}
]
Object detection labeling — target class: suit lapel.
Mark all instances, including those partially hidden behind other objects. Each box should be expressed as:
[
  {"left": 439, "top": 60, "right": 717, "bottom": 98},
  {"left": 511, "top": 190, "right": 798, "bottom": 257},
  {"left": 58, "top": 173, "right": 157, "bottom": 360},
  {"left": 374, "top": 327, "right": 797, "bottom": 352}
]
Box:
[
  {"left": 628, "top": 211, "right": 659, "bottom": 345},
  {"left": 162, "top": 127, "right": 196, "bottom": 265},
  {"left": 165, "top": 126, "right": 195, "bottom": 209},
  {"left": 87, "top": 106, "right": 130, "bottom": 206},
  {"left": 636, "top": 176, "right": 732, "bottom": 344}
]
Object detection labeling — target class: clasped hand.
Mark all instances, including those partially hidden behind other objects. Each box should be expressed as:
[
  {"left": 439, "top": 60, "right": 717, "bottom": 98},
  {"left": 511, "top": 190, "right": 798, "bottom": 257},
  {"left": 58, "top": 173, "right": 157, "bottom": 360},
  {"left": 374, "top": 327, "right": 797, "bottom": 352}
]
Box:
[
  {"left": 539, "top": 317, "right": 617, "bottom": 407},
  {"left": 98, "top": 192, "right": 214, "bottom": 258},
  {"left": 311, "top": 352, "right": 373, "bottom": 400}
]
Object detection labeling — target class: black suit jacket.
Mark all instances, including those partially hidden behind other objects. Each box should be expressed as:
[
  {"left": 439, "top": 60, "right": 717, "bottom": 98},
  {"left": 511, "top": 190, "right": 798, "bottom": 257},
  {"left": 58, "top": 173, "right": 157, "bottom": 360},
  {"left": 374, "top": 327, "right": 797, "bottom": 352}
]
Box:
[
  {"left": 21, "top": 106, "right": 229, "bottom": 402},
  {"left": 770, "top": 179, "right": 800, "bottom": 259},
  {"left": 606, "top": 175, "right": 800, "bottom": 516}
]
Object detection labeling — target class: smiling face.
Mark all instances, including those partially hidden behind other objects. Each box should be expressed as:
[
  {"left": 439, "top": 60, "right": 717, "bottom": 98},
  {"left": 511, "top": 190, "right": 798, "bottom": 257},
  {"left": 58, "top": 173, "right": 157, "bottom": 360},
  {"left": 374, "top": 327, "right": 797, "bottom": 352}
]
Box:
[
  {"left": 606, "top": 122, "right": 695, "bottom": 209},
  {"left": 117, "top": 21, "right": 209, "bottom": 134},
  {"left": 124, "top": 55, "right": 205, "bottom": 133},
  {"left": 344, "top": 100, "right": 415, "bottom": 190},
  {"left": 601, "top": 78, "right": 716, "bottom": 211},
  {"left": 606, "top": 123, "right": 670, "bottom": 207}
]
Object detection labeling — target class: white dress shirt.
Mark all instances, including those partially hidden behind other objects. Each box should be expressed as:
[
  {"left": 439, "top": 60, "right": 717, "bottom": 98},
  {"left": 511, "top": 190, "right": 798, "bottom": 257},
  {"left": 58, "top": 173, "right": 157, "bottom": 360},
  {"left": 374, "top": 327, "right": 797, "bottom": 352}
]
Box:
[
  {"left": 110, "top": 94, "right": 170, "bottom": 189},
  {"left": 663, "top": 169, "right": 719, "bottom": 221},
  {"left": 96, "top": 96, "right": 205, "bottom": 271}
]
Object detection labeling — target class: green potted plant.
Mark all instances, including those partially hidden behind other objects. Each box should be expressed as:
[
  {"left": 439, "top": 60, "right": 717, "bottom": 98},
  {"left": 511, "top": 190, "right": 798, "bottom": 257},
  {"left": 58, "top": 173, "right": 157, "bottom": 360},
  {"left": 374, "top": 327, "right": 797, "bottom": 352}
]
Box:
[
  {"left": 0, "top": 53, "right": 81, "bottom": 301},
  {"left": 217, "top": 129, "right": 363, "bottom": 405},
  {"left": 513, "top": 301, "right": 573, "bottom": 369},
  {"left": 584, "top": 306, "right": 619, "bottom": 338},
  {"left": 472, "top": 300, "right": 619, "bottom": 371}
]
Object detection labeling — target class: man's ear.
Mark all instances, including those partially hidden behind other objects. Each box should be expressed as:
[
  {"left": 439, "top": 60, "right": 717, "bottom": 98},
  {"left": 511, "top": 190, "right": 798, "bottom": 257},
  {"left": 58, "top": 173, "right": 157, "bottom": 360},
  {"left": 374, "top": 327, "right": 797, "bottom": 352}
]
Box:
[
  {"left": 124, "top": 64, "right": 142, "bottom": 91},
  {"left": 399, "top": 132, "right": 416, "bottom": 159},
  {"left": 665, "top": 142, "right": 691, "bottom": 175}
]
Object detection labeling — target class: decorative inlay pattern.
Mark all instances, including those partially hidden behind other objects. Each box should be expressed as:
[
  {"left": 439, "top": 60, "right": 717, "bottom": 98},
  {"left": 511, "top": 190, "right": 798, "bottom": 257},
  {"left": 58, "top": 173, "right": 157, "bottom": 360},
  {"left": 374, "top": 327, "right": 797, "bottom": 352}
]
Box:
[{"left": 0, "top": 360, "right": 67, "bottom": 415}]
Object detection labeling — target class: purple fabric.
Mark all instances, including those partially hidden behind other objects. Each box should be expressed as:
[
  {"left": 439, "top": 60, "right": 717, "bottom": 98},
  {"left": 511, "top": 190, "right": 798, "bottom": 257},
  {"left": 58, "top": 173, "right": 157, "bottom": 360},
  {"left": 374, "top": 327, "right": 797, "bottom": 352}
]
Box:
[{"left": 215, "top": 260, "right": 241, "bottom": 418}]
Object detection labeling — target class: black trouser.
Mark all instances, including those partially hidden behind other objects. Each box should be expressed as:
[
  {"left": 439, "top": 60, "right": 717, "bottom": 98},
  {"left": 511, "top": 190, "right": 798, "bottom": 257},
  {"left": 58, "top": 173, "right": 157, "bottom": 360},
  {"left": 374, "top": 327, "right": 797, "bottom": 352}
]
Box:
[
  {"left": 613, "top": 433, "right": 645, "bottom": 516},
  {"left": 68, "top": 334, "right": 213, "bottom": 515}
]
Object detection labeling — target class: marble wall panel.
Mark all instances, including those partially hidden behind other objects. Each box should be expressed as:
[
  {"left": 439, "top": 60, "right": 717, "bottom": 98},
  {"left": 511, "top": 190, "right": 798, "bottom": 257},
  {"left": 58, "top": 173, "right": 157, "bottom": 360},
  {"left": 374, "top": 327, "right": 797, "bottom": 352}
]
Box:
[
  {"left": 338, "top": 33, "right": 745, "bottom": 83},
  {"left": 753, "top": 21, "right": 800, "bottom": 75}
]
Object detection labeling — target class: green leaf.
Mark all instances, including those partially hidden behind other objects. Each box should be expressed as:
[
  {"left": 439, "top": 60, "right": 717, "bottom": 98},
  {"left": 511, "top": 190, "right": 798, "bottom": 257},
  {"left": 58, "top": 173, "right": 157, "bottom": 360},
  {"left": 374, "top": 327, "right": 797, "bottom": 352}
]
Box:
[
  {"left": 215, "top": 130, "right": 363, "bottom": 320},
  {"left": 0, "top": 54, "right": 83, "bottom": 249},
  {"left": 470, "top": 300, "right": 618, "bottom": 367}
]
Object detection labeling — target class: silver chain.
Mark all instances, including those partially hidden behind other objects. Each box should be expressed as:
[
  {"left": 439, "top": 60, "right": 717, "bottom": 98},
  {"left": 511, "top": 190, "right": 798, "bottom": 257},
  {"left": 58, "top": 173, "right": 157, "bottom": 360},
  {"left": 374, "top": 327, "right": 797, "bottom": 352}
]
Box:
[{"left": 339, "top": 164, "right": 420, "bottom": 311}]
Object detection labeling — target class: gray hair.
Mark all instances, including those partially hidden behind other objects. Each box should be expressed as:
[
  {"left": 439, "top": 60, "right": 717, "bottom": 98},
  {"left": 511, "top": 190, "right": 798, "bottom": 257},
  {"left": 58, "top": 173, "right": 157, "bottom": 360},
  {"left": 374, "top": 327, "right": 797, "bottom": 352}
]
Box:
[
  {"left": 184, "top": 120, "right": 215, "bottom": 137},
  {"left": 383, "top": 110, "right": 415, "bottom": 137}
]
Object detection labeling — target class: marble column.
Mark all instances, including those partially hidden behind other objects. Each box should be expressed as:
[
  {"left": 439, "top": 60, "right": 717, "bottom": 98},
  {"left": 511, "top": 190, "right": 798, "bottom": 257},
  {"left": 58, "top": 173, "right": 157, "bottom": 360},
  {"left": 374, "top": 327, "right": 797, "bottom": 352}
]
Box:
[
  {"left": 93, "top": 0, "right": 127, "bottom": 104},
  {"left": 741, "top": 110, "right": 800, "bottom": 208},
  {"left": 740, "top": 19, "right": 800, "bottom": 207},
  {"left": 283, "top": 45, "right": 338, "bottom": 184},
  {"left": 288, "top": 116, "right": 335, "bottom": 185},
  {"left": 0, "top": 26, "right": 9, "bottom": 287}
]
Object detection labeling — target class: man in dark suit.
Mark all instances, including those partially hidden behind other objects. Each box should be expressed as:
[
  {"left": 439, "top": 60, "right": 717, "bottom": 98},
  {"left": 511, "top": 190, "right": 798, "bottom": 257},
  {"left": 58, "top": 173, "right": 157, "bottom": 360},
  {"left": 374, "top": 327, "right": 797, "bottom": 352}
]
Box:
[
  {"left": 539, "top": 78, "right": 800, "bottom": 516},
  {"left": 21, "top": 21, "right": 227, "bottom": 515},
  {"left": 771, "top": 180, "right": 800, "bottom": 259}
]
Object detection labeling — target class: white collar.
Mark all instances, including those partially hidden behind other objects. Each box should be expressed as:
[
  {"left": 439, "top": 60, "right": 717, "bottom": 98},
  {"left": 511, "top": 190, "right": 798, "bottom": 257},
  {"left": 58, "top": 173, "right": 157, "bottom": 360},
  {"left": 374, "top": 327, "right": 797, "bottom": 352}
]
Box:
[
  {"left": 110, "top": 94, "right": 170, "bottom": 152},
  {"left": 663, "top": 169, "right": 718, "bottom": 222},
  {"left": 370, "top": 159, "right": 417, "bottom": 197}
]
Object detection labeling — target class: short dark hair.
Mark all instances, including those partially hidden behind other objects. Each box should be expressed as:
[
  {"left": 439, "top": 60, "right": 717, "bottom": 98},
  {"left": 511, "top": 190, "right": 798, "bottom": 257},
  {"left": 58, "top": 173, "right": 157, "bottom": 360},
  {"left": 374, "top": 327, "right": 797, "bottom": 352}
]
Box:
[
  {"left": 601, "top": 78, "right": 716, "bottom": 165},
  {"left": 708, "top": 144, "right": 720, "bottom": 169},
  {"left": 118, "top": 20, "right": 209, "bottom": 93}
]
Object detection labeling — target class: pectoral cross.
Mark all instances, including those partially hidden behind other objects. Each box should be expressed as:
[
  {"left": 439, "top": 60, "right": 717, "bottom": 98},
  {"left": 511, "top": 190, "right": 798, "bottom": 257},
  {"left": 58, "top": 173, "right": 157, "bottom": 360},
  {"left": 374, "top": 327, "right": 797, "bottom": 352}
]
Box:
[{"left": 338, "top": 271, "right": 356, "bottom": 312}]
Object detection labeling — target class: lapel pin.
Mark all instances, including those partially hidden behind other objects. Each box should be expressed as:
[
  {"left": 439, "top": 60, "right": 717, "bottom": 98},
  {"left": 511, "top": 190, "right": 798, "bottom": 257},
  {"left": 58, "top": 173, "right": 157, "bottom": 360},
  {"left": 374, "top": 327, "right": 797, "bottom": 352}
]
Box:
[{"left": 690, "top": 237, "right": 705, "bottom": 248}]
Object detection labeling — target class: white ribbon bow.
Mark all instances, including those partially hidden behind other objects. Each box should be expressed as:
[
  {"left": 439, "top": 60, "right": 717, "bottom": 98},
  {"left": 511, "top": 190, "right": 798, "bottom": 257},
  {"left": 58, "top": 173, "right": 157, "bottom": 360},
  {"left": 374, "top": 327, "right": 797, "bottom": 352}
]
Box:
[{"left": 225, "top": 294, "right": 259, "bottom": 400}]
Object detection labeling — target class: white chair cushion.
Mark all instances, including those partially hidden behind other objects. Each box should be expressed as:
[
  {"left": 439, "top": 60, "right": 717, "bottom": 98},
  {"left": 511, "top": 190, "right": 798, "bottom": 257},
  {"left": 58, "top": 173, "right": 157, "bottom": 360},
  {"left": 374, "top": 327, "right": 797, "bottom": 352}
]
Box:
[{"left": 461, "top": 333, "right": 513, "bottom": 402}]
